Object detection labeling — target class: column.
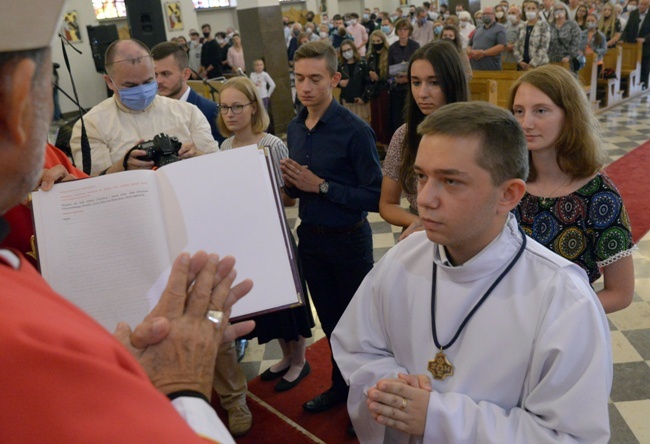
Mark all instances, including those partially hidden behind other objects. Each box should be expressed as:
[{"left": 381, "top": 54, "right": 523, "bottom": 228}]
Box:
[{"left": 237, "top": 0, "right": 294, "bottom": 135}]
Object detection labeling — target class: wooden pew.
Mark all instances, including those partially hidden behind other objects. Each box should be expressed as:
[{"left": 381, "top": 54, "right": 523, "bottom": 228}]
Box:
[
  {"left": 550, "top": 58, "right": 599, "bottom": 109},
  {"left": 469, "top": 79, "right": 498, "bottom": 105},
  {"left": 187, "top": 80, "right": 209, "bottom": 99},
  {"left": 597, "top": 45, "right": 623, "bottom": 107},
  {"left": 618, "top": 41, "right": 643, "bottom": 97},
  {"left": 471, "top": 70, "right": 525, "bottom": 108}
]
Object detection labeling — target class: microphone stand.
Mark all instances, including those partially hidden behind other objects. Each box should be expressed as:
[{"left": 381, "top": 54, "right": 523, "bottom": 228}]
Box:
[
  {"left": 52, "top": 83, "right": 88, "bottom": 115},
  {"left": 190, "top": 68, "right": 223, "bottom": 102}
]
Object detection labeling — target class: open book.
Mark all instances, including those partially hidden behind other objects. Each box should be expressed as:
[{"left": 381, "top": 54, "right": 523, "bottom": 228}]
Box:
[{"left": 31, "top": 146, "right": 302, "bottom": 332}]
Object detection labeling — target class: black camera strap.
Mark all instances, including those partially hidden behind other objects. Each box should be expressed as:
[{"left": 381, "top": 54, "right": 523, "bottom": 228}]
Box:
[{"left": 59, "top": 35, "right": 92, "bottom": 175}]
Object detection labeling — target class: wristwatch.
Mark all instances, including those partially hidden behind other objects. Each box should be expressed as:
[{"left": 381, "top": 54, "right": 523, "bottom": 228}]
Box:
[{"left": 319, "top": 180, "right": 329, "bottom": 195}]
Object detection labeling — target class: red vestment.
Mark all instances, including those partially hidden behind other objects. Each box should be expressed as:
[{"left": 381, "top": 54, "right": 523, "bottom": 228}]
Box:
[
  {"left": 1, "top": 144, "right": 87, "bottom": 267},
  {"left": 0, "top": 253, "right": 219, "bottom": 442}
]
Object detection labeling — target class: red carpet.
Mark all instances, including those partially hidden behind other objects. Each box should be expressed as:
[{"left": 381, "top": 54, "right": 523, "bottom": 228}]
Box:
[
  {"left": 605, "top": 139, "right": 650, "bottom": 243},
  {"left": 241, "top": 338, "right": 359, "bottom": 444}
]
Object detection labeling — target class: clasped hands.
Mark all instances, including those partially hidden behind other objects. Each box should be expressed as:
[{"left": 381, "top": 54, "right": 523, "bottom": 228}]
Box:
[
  {"left": 280, "top": 158, "right": 324, "bottom": 193},
  {"left": 114, "top": 251, "right": 254, "bottom": 398},
  {"left": 366, "top": 373, "right": 433, "bottom": 437}
]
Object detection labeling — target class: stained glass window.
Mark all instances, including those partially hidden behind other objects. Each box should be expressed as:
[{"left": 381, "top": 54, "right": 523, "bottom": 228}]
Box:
[
  {"left": 193, "top": 0, "right": 237, "bottom": 8},
  {"left": 93, "top": 0, "right": 127, "bottom": 20}
]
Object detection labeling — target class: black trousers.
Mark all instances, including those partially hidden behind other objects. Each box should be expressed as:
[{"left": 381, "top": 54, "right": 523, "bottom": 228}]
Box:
[
  {"left": 641, "top": 56, "right": 650, "bottom": 88},
  {"left": 297, "top": 220, "right": 374, "bottom": 393}
]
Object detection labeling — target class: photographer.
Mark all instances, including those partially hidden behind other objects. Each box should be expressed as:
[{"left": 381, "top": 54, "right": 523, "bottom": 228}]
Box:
[{"left": 70, "top": 39, "right": 219, "bottom": 176}]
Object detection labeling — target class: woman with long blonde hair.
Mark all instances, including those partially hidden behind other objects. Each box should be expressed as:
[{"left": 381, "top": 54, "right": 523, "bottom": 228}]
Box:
[{"left": 598, "top": 2, "right": 622, "bottom": 47}]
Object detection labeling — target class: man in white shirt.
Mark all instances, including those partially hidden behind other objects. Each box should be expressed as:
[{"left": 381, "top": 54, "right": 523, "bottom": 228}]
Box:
[
  {"left": 331, "top": 102, "right": 612, "bottom": 444},
  {"left": 412, "top": 7, "right": 434, "bottom": 46},
  {"left": 381, "top": 18, "right": 399, "bottom": 45},
  {"left": 70, "top": 39, "right": 219, "bottom": 176}
]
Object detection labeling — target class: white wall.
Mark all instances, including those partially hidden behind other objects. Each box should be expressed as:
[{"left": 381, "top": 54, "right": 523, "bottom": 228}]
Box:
[{"left": 196, "top": 8, "right": 240, "bottom": 32}]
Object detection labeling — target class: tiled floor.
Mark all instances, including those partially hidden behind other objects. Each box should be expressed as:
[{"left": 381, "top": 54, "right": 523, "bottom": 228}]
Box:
[{"left": 239, "top": 94, "right": 650, "bottom": 443}]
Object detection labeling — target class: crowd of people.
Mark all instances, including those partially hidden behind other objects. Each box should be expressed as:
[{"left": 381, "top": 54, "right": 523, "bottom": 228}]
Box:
[{"left": 0, "top": 0, "right": 641, "bottom": 442}]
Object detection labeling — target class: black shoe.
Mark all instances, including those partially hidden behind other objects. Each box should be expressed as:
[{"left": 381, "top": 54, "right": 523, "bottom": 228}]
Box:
[
  {"left": 347, "top": 421, "right": 356, "bottom": 438},
  {"left": 275, "top": 362, "right": 311, "bottom": 392},
  {"left": 235, "top": 339, "right": 247, "bottom": 362},
  {"left": 302, "top": 387, "right": 347, "bottom": 413},
  {"left": 260, "top": 364, "right": 290, "bottom": 381}
]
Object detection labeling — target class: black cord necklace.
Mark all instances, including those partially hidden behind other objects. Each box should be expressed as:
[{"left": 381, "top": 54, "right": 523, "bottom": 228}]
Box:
[{"left": 427, "top": 226, "right": 527, "bottom": 381}]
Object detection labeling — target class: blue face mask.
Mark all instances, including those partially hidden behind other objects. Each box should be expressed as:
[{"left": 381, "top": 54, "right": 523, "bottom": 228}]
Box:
[
  {"left": 434, "top": 25, "right": 443, "bottom": 35},
  {"left": 114, "top": 80, "right": 158, "bottom": 111},
  {"left": 381, "top": 25, "right": 391, "bottom": 33}
]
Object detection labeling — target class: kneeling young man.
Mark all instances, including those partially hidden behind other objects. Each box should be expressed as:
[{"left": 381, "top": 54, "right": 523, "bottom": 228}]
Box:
[{"left": 332, "top": 102, "right": 612, "bottom": 443}]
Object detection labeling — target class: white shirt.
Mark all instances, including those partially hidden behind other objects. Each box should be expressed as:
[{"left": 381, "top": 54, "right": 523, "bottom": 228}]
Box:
[
  {"left": 249, "top": 71, "right": 276, "bottom": 99},
  {"left": 70, "top": 95, "right": 219, "bottom": 175},
  {"left": 332, "top": 214, "right": 612, "bottom": 444},
  {"left": 386, "top": 30, "right": 399, "bottom": 46}
]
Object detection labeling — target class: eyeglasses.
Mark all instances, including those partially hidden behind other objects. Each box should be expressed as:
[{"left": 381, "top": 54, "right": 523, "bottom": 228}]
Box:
[{"left": 220, "top": 102, "right": 253, "bottom": 115}]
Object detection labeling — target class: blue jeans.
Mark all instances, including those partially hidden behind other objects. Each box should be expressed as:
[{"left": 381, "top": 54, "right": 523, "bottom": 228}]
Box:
[{"left": 297, "top": 220, "right": 374, "bottom": 392}]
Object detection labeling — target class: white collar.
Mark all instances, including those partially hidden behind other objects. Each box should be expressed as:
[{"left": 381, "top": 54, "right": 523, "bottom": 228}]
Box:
[
  {"left": 179, "top": 86, "right": 191, "bottom": 102},
  {"left": 432, "top": 214, "right": 523, "bottom": 283}
]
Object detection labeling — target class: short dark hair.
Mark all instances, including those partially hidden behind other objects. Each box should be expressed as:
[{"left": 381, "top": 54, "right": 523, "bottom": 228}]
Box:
[
  {"left": 202, "top": 23, "right": 211, "bottom": 30},
  {"left": 293, "top": 41, "right": 338, "bottom": 75},
  {"left": 151, "top": 41, "right": 189, "bottom": 69},
  {"left": 417, "top": 102, "right": 529, "bottom": 185},
  {"left": 332, "top": 14, "right": 342, "bottom": 20},
  {"left": 350, "top": 12, "right": 359, "bottom": 18}
]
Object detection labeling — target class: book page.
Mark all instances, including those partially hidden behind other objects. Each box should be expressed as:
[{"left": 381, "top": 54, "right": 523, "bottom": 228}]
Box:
[
  {"left": 155, "top": 148, "right": 300, "bottom": 318},
  {"left": 32, "top": 171, "right": 171, "bottom": 331}
]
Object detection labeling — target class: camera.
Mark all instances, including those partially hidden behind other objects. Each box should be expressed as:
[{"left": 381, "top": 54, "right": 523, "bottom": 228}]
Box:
[{"left": 136, "top": 133, "right": 182, "bottom": 167}]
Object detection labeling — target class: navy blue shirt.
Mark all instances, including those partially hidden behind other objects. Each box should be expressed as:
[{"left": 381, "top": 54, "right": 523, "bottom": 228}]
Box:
[{"left": 286, "top": 98, "right": 382, "bottom": 227}]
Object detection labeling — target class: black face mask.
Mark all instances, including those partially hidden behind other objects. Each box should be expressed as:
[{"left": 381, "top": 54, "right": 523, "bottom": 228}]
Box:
[
  {"left": 372, "top": 43, "right": 384, "bottom": 51},
  {"left": 203, "top": 32, "right": 210, "bottom": 38}
]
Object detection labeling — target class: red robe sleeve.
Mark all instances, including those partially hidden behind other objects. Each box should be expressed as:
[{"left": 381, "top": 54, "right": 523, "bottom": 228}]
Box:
[
  {"left": 0, "top": 258, "right": 218, "bottom": 443},
  {"left": 0, "top": 144, "right": 88, "bottom": 268}
]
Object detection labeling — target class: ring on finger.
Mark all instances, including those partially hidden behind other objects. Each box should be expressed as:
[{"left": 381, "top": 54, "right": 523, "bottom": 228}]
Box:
[
  {"left": 400, "top": 397, "right": 408, "bottom": 410},
  {"left": 207, "top": 310, "right": 224, "bottom": 329}
]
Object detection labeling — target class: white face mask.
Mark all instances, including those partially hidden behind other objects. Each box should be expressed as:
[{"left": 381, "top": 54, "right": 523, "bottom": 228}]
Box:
[
  {"left": 526, "top": 11, "right": 538, "bottom": 20},
  {"left": 306, "top": 28, "right": 313, "bottom": 34},
  {"left": 350, "top": 18, "right": 358, "bottom": 25},
  {"left": 587, "top": 21, "right": 597, "bottom": 28},
  {"left": 496, "top": 11, "right": 505, "bottom": 18},
  {"left": 508, "top": 13, "right": 519, "bottom": 23},
  {"left": 628, "top": 4, "right": 637, "bottom": 10},
  {"left": 429, "top": 11, "right": 439, "bottom": 20},
  {"left": 319, "top": 31, "right": 329, "bottom": 38},
  {"left": 460, "top": 20, "right": 468, "bottom": 28},
  {"left": 342, "top": 50, "right": 354, "bottom": 60}
]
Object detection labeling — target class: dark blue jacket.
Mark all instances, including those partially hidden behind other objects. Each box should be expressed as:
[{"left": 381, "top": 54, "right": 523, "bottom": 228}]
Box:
[{"left": 187, "top": 88, "right": 225, "bottom": 144}]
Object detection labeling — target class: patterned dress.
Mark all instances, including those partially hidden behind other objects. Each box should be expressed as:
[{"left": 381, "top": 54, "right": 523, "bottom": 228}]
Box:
[{"left": 514, "top": 173, "right": 635, "bottom": 283}]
